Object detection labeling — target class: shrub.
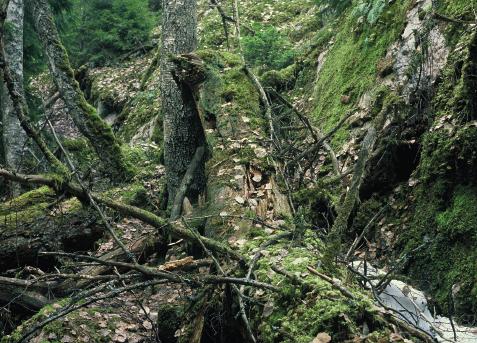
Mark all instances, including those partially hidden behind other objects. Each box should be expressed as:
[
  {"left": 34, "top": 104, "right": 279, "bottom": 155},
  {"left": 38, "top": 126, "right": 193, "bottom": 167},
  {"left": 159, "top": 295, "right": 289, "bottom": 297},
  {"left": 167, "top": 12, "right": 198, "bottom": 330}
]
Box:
[
  {"left": 62, "top": 0, "right": 155, "bottom": 66},
  {"left": 242, "top": 25, "right": 295, "bottom": 70}
]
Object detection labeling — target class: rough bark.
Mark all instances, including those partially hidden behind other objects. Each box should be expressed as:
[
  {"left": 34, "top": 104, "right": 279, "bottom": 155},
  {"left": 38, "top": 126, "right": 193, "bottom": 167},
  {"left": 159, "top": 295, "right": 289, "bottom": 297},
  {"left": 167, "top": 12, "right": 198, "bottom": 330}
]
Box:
[
  {"left": 160, "top": 0, "right": 207, "bottom": 204},
  {"left": 1, "top": 0, "right": 27, "bottom": 195},
  {"left": 28, "top": 0, "right": 130, "bottom": 181},
  {"left": 0, "top": 0, "right": 66, "bottom": 174}
]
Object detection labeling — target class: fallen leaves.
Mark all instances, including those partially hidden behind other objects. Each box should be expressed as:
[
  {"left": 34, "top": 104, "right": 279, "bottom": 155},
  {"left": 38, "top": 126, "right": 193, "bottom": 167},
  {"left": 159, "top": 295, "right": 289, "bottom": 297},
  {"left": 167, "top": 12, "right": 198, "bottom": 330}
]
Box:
[{"left": 310, "top": 332, "right": 331, "bottom": 343}]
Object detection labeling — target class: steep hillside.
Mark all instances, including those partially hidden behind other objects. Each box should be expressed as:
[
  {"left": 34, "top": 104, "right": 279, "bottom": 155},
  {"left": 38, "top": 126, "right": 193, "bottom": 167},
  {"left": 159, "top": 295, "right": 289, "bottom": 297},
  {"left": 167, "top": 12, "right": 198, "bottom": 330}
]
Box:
[{"left": 1, "top": 0, "right": 477, "bottom": 342}]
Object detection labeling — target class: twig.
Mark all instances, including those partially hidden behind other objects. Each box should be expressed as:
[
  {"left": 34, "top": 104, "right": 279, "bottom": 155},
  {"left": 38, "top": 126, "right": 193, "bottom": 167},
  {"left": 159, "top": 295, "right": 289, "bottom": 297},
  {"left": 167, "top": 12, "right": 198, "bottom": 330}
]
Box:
[
  {"left": 210, "top": 0, "right": 231, "bottom": 50},
  {"left": 289, "top": 111, "right": 353, "bottom": 166},
  {"left": 345, "top": 205, "right": 387, "bottom": 261},
  {"left": 38, "top": 251, "right": 278, "bottom": 291},
  {"left": 18, "top": 279, "right": 168, "bottom": 342},
  {"left": 433, "top": 11, "right": 476, "bottom": 25},
  {"left": 184, "top": 220, "right": 257, "bottom": 343},
  {"left": 307, "top": 266, "right": 356, "bottom": 299},
  {"left": 271, "top": 265, "right": 313, "bottom": 292},
  {"left": 45, "top": 115, "right": 137, "bottom": 264}
]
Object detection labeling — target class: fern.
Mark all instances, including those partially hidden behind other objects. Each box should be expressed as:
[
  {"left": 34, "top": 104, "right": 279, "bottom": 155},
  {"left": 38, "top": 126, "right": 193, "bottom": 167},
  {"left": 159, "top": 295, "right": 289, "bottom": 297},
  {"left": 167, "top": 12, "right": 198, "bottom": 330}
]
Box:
[{"left": 352, "top": 0, "right": 388, "bottom": 25}]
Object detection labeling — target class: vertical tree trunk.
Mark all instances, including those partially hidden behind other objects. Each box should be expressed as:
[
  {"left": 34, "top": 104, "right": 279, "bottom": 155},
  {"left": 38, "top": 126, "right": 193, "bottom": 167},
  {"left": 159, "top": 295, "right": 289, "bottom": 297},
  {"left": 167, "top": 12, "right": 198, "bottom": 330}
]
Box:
[
  {"left": 1, "top": 0, "right": 27, "bottom": 196},
  {"left": 160, "top": 0, "right": 206, "bottom": 204},
  {"left": 28, "top": 0, "right": 130, "bottom": 181}
]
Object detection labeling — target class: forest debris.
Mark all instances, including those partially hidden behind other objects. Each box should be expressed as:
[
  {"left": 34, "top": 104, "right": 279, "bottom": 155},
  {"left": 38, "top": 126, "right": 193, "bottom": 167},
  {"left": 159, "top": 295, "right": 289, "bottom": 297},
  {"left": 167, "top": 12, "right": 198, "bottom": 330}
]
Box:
[{"left": 311, "top": 332, "right": 332, "bottom": 343}]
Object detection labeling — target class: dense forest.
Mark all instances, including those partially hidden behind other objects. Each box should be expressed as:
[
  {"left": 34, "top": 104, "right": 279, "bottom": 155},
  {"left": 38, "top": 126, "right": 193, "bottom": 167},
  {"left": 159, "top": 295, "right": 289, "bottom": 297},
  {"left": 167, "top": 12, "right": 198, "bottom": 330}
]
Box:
[{"left": 0, "top": 0, "right": 477, "bottom": 342}]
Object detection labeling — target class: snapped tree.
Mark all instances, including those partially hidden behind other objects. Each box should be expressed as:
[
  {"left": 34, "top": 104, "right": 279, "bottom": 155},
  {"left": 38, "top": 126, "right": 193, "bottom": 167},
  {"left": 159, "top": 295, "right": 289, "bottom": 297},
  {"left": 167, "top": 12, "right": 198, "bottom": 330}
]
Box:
[
  {"left": 160, "top": 0, "right": 207, "bottom": 209},
  {"left": 27, "top": 0, "right": 131, "bottom": 182}
]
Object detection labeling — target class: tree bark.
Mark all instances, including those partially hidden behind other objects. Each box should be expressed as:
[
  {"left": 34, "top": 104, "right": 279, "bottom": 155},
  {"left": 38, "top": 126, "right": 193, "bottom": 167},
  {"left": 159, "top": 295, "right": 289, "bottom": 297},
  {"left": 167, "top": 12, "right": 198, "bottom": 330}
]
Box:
[
  {"left": 160, "top": 0, "right": 206, "bottom": 204},
  {"left": 1, "top": 0, "right": 27, "bottom": 196},
  {"left": 28, "top": 0, "right": 130, "bottom": 181}
]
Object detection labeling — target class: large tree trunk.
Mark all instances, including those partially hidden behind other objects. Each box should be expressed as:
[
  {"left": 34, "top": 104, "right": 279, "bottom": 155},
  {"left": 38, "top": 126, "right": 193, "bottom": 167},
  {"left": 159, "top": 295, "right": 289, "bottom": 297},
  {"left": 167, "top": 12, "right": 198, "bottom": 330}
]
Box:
[
  {"left": 160, "top": 0, "right": 206, "bottom": 204},
  {"left": 1, "top": 0, "right": 27, "bottom": 196},
  {"left": 28, "top": 0, "right": 130, "bottom": 181}
]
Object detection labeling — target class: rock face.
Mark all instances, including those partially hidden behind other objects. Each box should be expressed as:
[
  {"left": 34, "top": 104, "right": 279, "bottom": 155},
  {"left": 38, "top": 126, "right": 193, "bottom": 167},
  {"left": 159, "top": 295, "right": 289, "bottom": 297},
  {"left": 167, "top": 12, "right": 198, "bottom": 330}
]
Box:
[
  {"left": 353, "top": 261, "right": 477, "bottom": 342},
  {"left": 383, "top": 0, "right": 449, "bottom": 101}
]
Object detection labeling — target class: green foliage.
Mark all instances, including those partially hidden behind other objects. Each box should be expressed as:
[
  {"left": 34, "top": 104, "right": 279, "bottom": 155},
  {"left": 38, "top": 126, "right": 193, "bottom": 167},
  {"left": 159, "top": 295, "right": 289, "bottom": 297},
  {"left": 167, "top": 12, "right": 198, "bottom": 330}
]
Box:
[
  {"left": 242, "top": 25, "right": 295, "bottom": 70},
  {"left": 437, "top": 186, "right": 477, "bottom": 239},
  {"left": 312, "top": 0, "right": 411, "bottom": 145},
  {"left": 352, "top": 0, "right": 387, "bottom": 25},
  {"left": 61, "top": 0, "right": 155, "bottom": 66},
  {"left": 317, "top": 0, "right": 352, "bottom": 16}
]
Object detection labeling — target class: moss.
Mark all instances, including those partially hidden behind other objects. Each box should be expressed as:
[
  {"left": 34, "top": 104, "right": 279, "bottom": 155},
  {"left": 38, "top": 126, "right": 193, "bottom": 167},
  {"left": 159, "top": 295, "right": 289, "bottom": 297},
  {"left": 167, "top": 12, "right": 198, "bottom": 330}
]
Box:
[
  {"left": 312, "top": 0, "right": 411, "bottom": 146},
  {"left": 156, "top": 303, "right": 183, "bottom": 342},
  {"left": 120, "top": 183, "right": 149, "bottom": 207},
  {"left": 0, "top": 187, "right": 56, "bottom": 231},
  {"left": 118, "top": 87, "right": 161, "bottom": 142},
  {"left": 399, "top": 41, "right": 477, "bottom": 319},
  {"left": 261, "top": 64, "right": 297, "bottom": 91},
  {"left": 0, "top": 186, "right": 54, "bottom": 215},
  {"left": 436, "top": 186, "right": 477, "bottom": 239},
  {"left": 239, "top": 230, "right": 384, "bottom": 342}
]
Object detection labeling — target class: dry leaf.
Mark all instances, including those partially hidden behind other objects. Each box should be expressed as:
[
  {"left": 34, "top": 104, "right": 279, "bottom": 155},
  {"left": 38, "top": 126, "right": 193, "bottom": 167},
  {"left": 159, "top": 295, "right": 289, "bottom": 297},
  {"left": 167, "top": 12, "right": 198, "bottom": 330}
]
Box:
[
  {"left": 235, "top": 196, "right": 246, "bottom": 205},
  {"left": 262, "top": 301, "right": 274, "bottom": 318},
  {"left": 311, "top": 332, "right": 331, "bottom": 343},
  {"left": 252, "top": 170, "right": 262, "bottom": 183}
]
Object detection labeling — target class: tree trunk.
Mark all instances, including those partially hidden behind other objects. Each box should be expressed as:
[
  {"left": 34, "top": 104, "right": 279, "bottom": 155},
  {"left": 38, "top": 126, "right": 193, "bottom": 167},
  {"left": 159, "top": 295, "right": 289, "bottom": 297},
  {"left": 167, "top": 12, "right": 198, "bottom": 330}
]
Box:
[
  {"left": 160, "top": 0, "right": 206, "bottom": 204},
  {"left": 28, "top": 0, "right": 130, "bottom": 181},
  {"left": 1, "top": 0, "right": 27, "bottom": 196}
]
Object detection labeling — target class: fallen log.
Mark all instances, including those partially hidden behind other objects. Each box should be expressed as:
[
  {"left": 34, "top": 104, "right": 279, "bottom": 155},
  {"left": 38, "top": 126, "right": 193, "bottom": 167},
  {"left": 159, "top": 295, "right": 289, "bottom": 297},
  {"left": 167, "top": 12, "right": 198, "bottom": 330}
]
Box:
[
  {"left": 0, "top": 204, "right": 103, "bottom": 272},
  {"left": 0, "top": 276, "right": 52, "bottom": 310},
  {"left": 0, "top": 168, "right": 244, "bottom": 262}
]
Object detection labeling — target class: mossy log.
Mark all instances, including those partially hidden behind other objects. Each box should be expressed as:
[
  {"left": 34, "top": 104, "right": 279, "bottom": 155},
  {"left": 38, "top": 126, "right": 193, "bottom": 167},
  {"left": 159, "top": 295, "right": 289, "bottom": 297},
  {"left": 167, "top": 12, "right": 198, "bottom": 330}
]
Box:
[
  {"left": 328, "top": 126, "right": 377, "bottom": 247},
  {"left": 28, "top": 0, "right": 131, "bottom": 181},
  {"left": 0, "top": 168, "right": 244, "bottom": 261},
  {"left": 0, "top": 202, "right": 103, "bottom": 272}
]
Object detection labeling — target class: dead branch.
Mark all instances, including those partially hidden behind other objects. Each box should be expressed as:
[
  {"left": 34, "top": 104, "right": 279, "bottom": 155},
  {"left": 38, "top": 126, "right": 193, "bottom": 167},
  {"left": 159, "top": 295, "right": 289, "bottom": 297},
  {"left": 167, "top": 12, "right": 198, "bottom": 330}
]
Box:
[
  {"left": 140, "top": 49, "right": 160, "bottom": 90},
  {"left": 307, "top": 266, "right": 357, "bottom": 300},
  {"left": 184, "top": 222, "right": 257, "bottom": 342},
  {"left": 170, "top": 146, "right": 206, "bottom": 220},
  {"left": 245, "top": 232, "right": 293, "bottom": 283},
  {"left": 17, "top": 279, "right": 169, "bottom": 343},
  {"left": 244, "top": 67, "right": 276, "bottom": 144},
  {"left": 433, "top": 11, "right": 477, "bottom": 25},
  {"left": 289, "top": 111, "right": 353, "bottom": 166},
  {"left": 45, "top": 114, "right": 137, "bottom": 264},
  {"left": 0, "top": 168, "right": 243, "bottom": 261},
  {"left": 210, "top": 0, "right": 231, "bottom": 50},
  {"left": 345, "top": 205, "right": 387, "bottom": 261},
  {"left": 38, "top": 251, "right": 278, "bottom": 291},
  {"left": 271, "top": 265, "right": 313, "bottom": 293}
]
